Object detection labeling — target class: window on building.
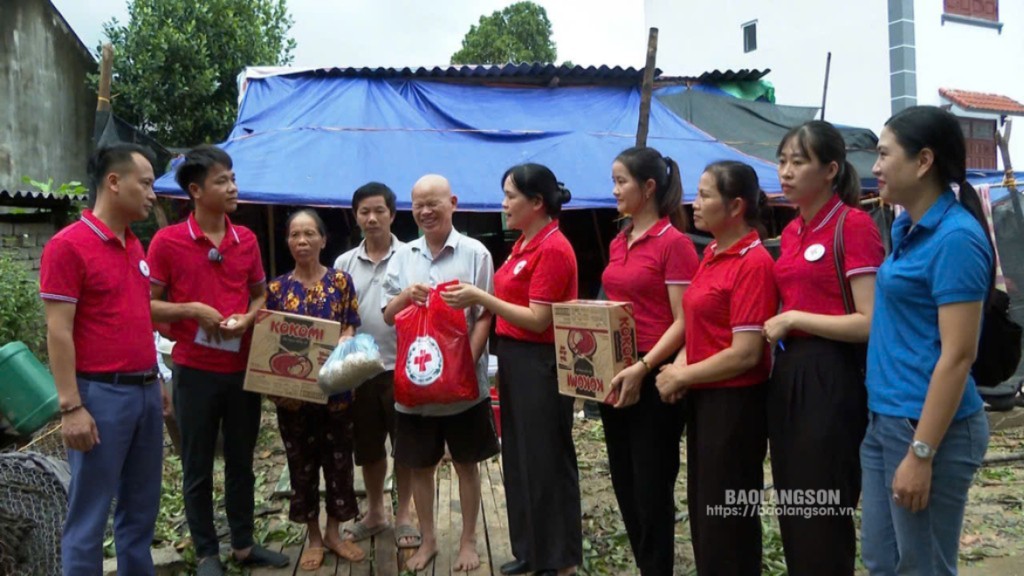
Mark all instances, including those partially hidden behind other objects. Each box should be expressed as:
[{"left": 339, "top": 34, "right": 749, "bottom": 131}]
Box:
[
  {"left": 743, "top": 21, "right": 757, "bottom": 53},
  {"left": 958, "top": 117, "right": 998, "bottom": 169},
  {"left": 944, "top": 0, "right": 998, "bottom": 22}
]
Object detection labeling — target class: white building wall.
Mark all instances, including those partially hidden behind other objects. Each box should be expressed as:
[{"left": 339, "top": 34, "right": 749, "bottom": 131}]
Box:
[
  {"left": 645, "top": 0, "right": 891, "bottom": 133},
  {"left": 645, "top": 0, "right": 1024, "bottom": 169},
  {"left": 913, "top": 0, "right": 1024, "bottom": 169}
]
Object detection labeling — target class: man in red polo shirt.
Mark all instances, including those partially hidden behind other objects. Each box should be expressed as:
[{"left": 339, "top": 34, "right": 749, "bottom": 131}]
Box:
[
  {"left": 41, "top": 144, "right": 166, "bottom": 575},
  {"left": 148, "top": 145, "right": 286, "bottom": 575}
]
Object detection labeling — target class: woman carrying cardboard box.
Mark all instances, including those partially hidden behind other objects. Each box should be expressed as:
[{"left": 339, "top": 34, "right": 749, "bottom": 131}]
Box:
[
  {"left": 265, "top": 209, "right": 366, "bottom": 571},
  {"left": 598, "top": 147, "right": 698, "bottom": 576}
]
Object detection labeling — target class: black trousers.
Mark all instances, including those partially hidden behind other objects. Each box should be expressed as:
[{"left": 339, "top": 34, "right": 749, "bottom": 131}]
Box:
[
  {"left": 686, "top": 384, "right": 767, "bottom": 576},
  {"left": 496, "top": 338, "right": 582, "bottom": 571},
  {"left": 599, "top": 369, "right": 685, "bottom": 576},
  {"left": 767, "top": 337, "right": 867, "bottom": 576},
  {"left": 174, "top": 366, "right": 262, "bottom": 558}
]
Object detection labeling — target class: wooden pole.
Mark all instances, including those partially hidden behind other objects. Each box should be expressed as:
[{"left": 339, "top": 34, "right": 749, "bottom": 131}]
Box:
[
  {"left": 820, "top": 51, "right": 832, "bottom": 121},
  {"left": 266, "top": 205, "right": 277, "bottom": 278},
  {"left": 636, "top": 27, "right": 659, "bottom": 147},
  {"left": 97, "top": 43, "right": 113, "bottom": 111},
  {"left": 995, "top": 120, "right": 1022, "bottom": 223}
]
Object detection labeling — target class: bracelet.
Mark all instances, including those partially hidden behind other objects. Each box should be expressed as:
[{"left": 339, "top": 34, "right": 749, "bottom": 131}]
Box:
[
  {"left": 60, "top": 404, "right": 83, "bottom": 415},
  {"left": 639, "top": 357, "right": 651, "bottom": 372}
]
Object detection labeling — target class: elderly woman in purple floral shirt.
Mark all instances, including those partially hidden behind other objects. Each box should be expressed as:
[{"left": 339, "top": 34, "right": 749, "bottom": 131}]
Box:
[{"left": 265, "top": 209, "right": 365, "bottom": 570}]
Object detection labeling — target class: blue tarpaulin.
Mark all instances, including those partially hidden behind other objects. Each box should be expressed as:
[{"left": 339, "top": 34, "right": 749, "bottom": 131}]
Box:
[{"left": 154, "top": 73, "right": 783, "bottom": 210}]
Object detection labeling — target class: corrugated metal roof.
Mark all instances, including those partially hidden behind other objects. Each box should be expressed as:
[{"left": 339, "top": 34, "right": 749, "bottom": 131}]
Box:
[
  {"left": 659, "top": 68, "right": 772, "bottom": 84},
  {"left": 274, "top": 63, "right": 656, "bottom": 83},
  {"left": 0, "top": 190, "right": 88, "bottom": 202}
]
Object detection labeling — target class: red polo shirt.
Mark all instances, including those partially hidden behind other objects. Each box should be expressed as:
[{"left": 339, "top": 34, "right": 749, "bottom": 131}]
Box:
[
  {"left": 684, "top": 230, "right": 778, "bottom": 389},
  {"left": 774, "top": 194, "right": 884, "bottom": 320},
  {"left": 602, "top": 217, "right": 699, "bottom": 352},
  {"left": 147, "top": 213, "right": 265, "bottom": 373},
  {"left": 39, "top": 210, "right": 156, "bottom": 373},
  {"left": 494, "top": 220, "right": 578, "bottom": 343}
]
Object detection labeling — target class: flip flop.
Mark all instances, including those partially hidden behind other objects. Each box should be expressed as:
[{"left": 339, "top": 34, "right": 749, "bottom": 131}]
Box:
[
  {"left": 343, "top": 519, "right": 390, "bottom": 542},
  {"left": 326, "top": 539, "right": 366, "bottom": 563},
  {"left": 395, "top": 524, "right": 422, "bottom": 549},
  {"left": 299, "top": 547, "right": 324, "bottom": 571}
]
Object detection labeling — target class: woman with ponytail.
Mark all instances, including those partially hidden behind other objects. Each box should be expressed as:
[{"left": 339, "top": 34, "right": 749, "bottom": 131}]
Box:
[
  {"left": 442, "top": 163, "right": 580, "bottom": 576},
  {"left": 860, "top": 106, "right": 992, "bottom": 575},
  {"left": 655, "top": 160, "right": 778, "bottom": 575},
  {"left": 762, "top": 121, "right": 885, "bottom": 575},
  {"left": 598, "top": 147, "right": 698, "bottom": 575}
]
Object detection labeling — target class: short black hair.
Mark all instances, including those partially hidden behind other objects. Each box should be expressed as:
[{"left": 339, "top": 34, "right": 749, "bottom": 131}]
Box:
[
  {"left": 87, "top": 143, "right": 155, "bottom": 203},
  {"left": 352, "top": 182, "right": 397, "bottom": 215},
  {"left": 175, "top": 144, "right": 233, "bottom": 199}
]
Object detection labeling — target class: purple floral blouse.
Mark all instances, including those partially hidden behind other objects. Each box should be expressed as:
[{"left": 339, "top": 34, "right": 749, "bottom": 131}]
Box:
[{"left": 266, "top": 267, "right": 360, "bottom": 410}]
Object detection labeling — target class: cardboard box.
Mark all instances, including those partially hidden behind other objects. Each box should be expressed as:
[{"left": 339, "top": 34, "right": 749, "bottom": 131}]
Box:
[
  {"left": 552, "top": 300, "right": 638, "bottom": 404},
  {"left": 244, "top": 310, "right": 340, "bottom": 404}
]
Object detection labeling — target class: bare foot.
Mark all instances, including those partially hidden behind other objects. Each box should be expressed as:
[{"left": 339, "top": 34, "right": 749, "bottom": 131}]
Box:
[
  {"left": 405, "top": 539, "right": 438, "bottom": 571},
  {"left": 453, "top": 541, "right": 480, "bottom": 571}
]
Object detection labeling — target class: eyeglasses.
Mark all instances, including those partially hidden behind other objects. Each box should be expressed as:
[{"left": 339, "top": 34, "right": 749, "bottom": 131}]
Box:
[{"left": 208, "top": 248, "right": 224, "bottom": 263}]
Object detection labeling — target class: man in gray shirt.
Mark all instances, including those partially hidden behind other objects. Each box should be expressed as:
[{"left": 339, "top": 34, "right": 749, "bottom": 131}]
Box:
[
  {"left": 382, "top": 174, "right": 499, "bottom": 572},
  {"left": 333, "top": 183, "right": 417, "bottom": 549}
]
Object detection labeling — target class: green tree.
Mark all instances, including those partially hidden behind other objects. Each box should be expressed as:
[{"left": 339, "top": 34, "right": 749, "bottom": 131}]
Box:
[
  {"left": 451, "top": 1, "right": 557, "bottom": 65},
  {"left": 102, "top": 0, "right": 296, "bottom": 147}
]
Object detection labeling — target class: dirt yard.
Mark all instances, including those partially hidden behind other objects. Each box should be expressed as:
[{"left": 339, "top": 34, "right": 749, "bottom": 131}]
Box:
[{"left": 16, "top": 403, "right": 1023, "bottom": 575}]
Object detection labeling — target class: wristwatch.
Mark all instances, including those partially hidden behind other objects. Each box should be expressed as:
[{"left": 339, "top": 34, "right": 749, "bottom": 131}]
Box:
[{"left": 911, "top": 440, "right": 935, "bottom": 460}]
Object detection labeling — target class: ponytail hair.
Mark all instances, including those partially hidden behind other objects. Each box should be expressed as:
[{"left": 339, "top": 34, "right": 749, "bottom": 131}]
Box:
[
  {"left": 777, "top": 120, "right": 861, "bottom": 207},
  {"left": 885, "top": 105, "right": 995, "bottom": 281},
  {"left": 884, "top": 107, "right": 992, "bottom": 241},
  {"left": 615, "top": 146, "right": 687, "bottom": 232},
  {"left": 704, "top": 160, "right": 771, "bottom": 238}
]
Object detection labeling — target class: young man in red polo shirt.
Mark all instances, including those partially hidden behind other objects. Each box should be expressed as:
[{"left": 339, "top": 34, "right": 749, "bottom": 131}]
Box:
[
  {"left": 148, "top": 145, "right": 286, "bottom": 575},
  {"left": 41, "top": 144, "right": 167, "bottom": 576}
]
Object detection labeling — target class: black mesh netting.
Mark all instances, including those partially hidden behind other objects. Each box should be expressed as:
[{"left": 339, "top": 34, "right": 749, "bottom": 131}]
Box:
[{"left": 0, "top": 450, "right": 68, "bottom": 576}]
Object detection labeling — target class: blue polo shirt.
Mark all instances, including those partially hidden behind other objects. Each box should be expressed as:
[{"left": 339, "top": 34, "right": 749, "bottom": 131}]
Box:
[{"left": 866, "top": 190, "right": 992, "bottom": 421}]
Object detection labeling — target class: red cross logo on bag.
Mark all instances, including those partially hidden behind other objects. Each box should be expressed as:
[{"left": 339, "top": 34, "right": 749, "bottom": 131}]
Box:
[{"left": 405, "top": 336, "right": 444, "bottom": 386}]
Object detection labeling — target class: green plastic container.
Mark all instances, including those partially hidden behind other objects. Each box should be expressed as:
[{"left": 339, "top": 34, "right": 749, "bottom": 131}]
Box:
[{"left": 0, "top": 341, "right": 58, "bottom": 436}]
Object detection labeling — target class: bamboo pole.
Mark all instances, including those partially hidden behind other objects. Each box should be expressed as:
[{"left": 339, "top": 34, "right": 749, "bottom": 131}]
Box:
[
  {"left": 97, "top": 43, "right": 113, "bottom": 111},
  {"left": 635, "top": 28, "right": 659, "bottom": 147}
]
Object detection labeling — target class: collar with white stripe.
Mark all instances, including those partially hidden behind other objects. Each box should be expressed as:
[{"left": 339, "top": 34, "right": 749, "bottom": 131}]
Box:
[{"left": 187, "top": 212, "right": 241, "bottom": 244}]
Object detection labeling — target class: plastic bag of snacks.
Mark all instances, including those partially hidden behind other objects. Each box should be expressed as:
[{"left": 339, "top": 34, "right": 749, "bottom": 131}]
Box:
[{"left": 317, "top": 333, "right": 386, "bottom": 395}]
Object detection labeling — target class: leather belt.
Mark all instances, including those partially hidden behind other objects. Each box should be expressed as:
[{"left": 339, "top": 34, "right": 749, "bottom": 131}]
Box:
[{"left": 77, "top": 371, "right": 160, "bottom": 386}]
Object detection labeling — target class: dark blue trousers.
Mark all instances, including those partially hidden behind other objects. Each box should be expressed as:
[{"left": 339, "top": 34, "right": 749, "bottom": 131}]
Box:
[{"left": 62, "top": 378, "right": 164, "bottom": 576}]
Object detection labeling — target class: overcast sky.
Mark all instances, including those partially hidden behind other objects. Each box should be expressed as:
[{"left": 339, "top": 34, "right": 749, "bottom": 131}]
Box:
[{"left": 51, "top": 0, "right": 648, "bottom": 69}]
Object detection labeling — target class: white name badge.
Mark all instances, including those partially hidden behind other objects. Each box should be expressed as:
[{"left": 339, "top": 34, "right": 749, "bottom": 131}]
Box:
[
  {"left": 804, "top": 244, "right": 826, "bottom": 262},
  {"left": 194, "top": 327, "right": 242, "bottom": 353}
]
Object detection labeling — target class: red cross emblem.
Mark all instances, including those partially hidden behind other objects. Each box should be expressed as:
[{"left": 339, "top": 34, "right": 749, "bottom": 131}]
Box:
[{"left": 413, "top": 350, "right": 433, "bottom": 372}]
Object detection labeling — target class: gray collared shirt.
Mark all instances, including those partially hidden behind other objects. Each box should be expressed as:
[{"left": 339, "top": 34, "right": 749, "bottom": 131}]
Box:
[
  {"left": 334, "top": 234, "right": 404, "bottom": 370},
  {"left": 382, "top": 228, "right": 494, "bottom": 416}
]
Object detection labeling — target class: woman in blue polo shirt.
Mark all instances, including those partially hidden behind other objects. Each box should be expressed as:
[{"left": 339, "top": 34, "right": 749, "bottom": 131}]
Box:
[{"left": 861, "top": 105, "right": 993, "bottom": 575}]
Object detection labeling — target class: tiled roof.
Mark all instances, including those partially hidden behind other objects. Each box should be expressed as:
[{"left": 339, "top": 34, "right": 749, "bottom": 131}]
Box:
[{"left": 940, "top": 88, "right": 1024, "bottom": 115}]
